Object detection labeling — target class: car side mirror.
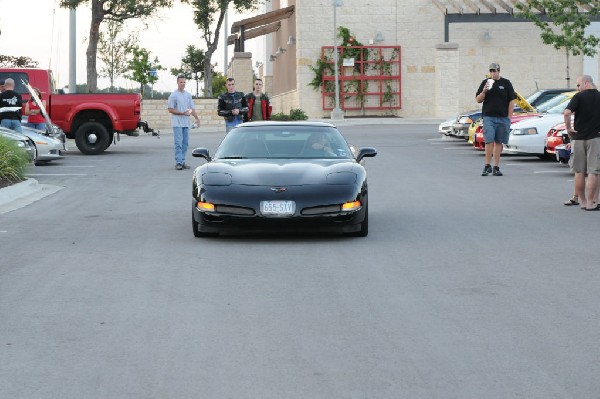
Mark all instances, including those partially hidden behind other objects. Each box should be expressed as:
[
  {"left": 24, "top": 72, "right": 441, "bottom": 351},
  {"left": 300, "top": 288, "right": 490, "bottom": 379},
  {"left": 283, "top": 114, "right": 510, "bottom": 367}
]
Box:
[
  {"left": 192, "top": 148, "right": 211, "bottom": 161},
  {"left": 356, "top": 147, "right": 377, "bottom": 163}
]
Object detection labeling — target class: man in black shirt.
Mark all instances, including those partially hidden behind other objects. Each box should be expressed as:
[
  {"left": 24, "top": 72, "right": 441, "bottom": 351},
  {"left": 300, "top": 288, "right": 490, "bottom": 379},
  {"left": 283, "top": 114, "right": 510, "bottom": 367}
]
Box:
[
  {"left": 0, "top": 78, "right": 23, "bottom": 133},
  {"left": 475, "top": 63, "right": 516, "bottom": 176},
  {"left": 564, "top": 75, "right": 600, "bottom": 211}
]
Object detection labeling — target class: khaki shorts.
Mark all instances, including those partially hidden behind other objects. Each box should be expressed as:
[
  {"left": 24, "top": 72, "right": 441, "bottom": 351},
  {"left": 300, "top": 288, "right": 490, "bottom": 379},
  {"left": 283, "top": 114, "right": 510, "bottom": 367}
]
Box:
[{"left": 571, "top": 137, "right": 600, "bottom": 174}]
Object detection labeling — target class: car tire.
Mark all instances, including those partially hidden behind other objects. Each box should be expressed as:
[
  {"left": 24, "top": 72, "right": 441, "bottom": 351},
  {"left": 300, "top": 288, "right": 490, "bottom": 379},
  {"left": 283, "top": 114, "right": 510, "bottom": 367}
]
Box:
[
  {"left": 75, "top": 122, "right": 110, "bottom": 155},
  {"left": 192, "top": 210, "right": 217, "bottom": 237}
]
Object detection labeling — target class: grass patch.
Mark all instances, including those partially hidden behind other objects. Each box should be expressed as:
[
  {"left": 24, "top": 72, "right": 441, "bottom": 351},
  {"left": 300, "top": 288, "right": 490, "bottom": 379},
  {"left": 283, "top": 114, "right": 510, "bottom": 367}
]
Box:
[{"left": 0, "top": 135, "right": 29, "bottom": 187}]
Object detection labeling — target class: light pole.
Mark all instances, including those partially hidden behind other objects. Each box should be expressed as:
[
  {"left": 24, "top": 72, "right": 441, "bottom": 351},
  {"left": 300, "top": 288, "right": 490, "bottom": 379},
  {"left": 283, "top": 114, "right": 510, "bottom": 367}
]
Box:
[{"left": 331, "top": 0, "right": 344, "bottom": 120}]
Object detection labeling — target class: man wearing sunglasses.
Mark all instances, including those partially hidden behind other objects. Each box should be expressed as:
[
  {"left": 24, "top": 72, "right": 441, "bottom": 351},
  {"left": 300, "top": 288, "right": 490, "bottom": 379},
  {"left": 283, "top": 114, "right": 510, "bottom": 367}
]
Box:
[{"left": 475, "top": 63, "right": 516, "bottom": 176}]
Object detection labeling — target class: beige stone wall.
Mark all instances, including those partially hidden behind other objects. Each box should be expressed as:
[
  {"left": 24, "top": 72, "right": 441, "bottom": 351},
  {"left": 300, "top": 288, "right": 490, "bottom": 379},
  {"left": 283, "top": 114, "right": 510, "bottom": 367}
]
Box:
[
  {"left": 142, "top": 99, "right": 224, "bottom": 130},
  {"left": 271, "top": 89, "right": 300, "bottom": 116},
  {"left": 273, "top": 0, "right": 587, "bottom": 119}
]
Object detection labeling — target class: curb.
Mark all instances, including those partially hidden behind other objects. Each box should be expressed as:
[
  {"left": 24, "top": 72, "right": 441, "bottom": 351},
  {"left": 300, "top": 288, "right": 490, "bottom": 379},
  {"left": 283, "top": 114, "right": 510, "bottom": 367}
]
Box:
[{"left": 0, "top": 178, "right": 41, "bottom": 204}]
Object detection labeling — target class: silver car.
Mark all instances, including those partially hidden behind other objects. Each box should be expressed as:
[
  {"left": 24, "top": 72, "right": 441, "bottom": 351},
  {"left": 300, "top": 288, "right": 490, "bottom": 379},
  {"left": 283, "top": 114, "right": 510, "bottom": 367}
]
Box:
[
  {"left": 0, "top": 127, "right": 37, "bottom": 163},
  {"left": 19, "top": 125, "right": 66, "bottom": 165}
]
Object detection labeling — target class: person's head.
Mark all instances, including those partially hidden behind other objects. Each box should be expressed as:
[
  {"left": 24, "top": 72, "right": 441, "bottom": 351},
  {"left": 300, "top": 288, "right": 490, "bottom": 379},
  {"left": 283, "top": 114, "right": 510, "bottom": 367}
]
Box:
[
  {"left": 576, "top": 75, "right": 594, "bottom": 92},
  {"left": 488, "top": 63, "right": 500, "bottom": 80},
  {"left": 176, "top": 75, "right": 186, "bottom": 91},
  {"left": 3, "top": 77, "right": 15, "bottom": 90},
  {"left": 253, "top": 79, "right": 263, "bottom": 93},
  {"left": 226, "top": 78, "right": 236, "bottom": 93}
]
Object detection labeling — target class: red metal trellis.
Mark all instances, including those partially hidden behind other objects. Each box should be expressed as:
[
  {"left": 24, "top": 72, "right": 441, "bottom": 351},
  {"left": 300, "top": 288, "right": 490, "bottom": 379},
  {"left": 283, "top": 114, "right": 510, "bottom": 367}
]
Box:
[{"left": 319, "top": 45, "right": 401, "bottom": 111}]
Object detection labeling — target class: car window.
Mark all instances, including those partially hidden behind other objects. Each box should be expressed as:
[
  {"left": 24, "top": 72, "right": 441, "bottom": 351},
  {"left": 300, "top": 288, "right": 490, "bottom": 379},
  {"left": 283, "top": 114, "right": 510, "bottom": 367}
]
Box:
[
  {"left": 214, "top": 126, "right": 353, "bottom": 159},
  {"left": 546, "top": 100, "right": 570, "bottom": 114},
  {"left": 536, "top": 93, "right": 570, "bottom": 113},
  {"left": 0, "top": 72, "right": 30, "bottom": 95}
]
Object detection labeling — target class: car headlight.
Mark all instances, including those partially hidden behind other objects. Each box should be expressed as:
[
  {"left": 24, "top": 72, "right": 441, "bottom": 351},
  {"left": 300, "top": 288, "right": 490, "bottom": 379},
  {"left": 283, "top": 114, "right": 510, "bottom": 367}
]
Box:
[
  {"left": 15, "top": 141, "right": 26, "bottom": 148},
  {"left": 512, "top": 127, "right": 538, "bottom": 136},
  {"left": 201, "top": 172, "right": 232, "bottom": 186},
  {"left": 458, "top": 116, "right": 473, "bottom": 124}
]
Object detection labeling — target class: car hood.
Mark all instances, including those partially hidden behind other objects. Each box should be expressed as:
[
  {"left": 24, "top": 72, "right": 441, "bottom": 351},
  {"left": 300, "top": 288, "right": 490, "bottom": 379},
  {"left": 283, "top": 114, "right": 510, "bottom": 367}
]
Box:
[
  {"left": 511, "top": 113, "right": 564, "bottom": 129},
  {"left": 204, "top": 159, "right": 360, "bottom": 186}
]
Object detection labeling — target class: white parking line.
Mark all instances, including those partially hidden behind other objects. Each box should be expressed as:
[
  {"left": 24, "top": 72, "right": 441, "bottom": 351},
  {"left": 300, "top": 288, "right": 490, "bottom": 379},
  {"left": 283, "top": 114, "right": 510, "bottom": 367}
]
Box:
[
  {"left": 26, "top": 173, "right": 88, "bottom": 176},
  {"left": 47, "top": 165, "right": 96, "bottom": 168},
  {"left": 533, "top": 170, "right": 570, "bottom": 174}
]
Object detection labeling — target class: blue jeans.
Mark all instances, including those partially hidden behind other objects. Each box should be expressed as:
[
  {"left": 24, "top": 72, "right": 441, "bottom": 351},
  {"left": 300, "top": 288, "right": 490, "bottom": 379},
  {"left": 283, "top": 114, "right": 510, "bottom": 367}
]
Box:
[
  {"left": 483, "top": 116, "right": 511, "bottom": 144},
  {"left": 1, "top": 119, "right": 23, "bottom": 133},
  {"left": 173, "top": 126, "right": 189, "bottom": 165},
  {"left": 225, "top": 117, "right": 243, "bottom": 133},
  {"left": 26, "top": 122, "right": 46, "bottom": 131}
]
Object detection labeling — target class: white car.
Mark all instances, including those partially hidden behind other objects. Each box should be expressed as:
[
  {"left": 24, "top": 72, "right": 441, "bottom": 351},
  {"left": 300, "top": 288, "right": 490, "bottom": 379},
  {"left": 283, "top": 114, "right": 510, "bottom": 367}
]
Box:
[
  {"left": 0, "top": 127, "right": 37, "bottom": 163},
  {"left": 438, "top": 117, "right": 455, "bottom": 136},
  {"left": 19, "top": 125, "right": 66, "bottom": 165},
  {"left": 504, "top": 100, "right": 573, "bottom": 157}
]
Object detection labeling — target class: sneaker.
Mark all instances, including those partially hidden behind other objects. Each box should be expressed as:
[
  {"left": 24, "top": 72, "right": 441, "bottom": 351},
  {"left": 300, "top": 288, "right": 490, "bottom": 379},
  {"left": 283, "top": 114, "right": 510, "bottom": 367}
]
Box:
[
  {"left": 482, "top": 164, "right": 492, "bottom": 176},
  {"left": 493, "top": 166, "right": 503, "bottom": 176},
  {"left": 175, "top": 163, "right": 183, "bottom": 170},
  {"left": 182, "top": 162, "right": 191, "bottom": 169}
]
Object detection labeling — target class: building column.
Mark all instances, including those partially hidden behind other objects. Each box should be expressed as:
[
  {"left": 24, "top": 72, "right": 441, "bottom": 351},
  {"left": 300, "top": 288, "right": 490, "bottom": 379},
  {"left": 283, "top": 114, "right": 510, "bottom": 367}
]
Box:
[
  {"left": 435, "top": 42, "right": 459, "bottom": 118},
  {"left": 228, "top": 52, "right": 254, "bottom": 94}
]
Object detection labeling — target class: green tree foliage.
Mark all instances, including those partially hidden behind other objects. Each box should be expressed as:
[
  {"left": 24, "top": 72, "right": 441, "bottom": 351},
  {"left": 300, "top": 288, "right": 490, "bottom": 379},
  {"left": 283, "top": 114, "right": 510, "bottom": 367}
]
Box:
[
  {"left": 0, "top": 55, "right": 39, "bottom": 68},
  {"left": 60, "top": 0, "right": 173, "bottom": 93},
  {"left": 211, "top": 72, "right": 227, "bottom": 97},
  {"left": 170, "top": 45, "right": 206, "bottom": 97},
  {"left": 515, "top": 0, "right": 600, "bottom": 88},
  {"left": 181, "top": 0, "right": 260, "bottom": 97},
  {"left": 97, "top": 20, "right": 139, "bottom": 91},
  {"left": 125, "top": 46, "right": 162, "bottom": 97}
]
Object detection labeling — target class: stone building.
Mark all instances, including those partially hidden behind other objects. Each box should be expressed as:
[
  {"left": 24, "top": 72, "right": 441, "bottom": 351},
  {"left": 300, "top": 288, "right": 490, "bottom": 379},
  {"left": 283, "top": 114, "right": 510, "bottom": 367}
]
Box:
[{"left": 235, "top": 0, "right": 600, "bottom": 119}]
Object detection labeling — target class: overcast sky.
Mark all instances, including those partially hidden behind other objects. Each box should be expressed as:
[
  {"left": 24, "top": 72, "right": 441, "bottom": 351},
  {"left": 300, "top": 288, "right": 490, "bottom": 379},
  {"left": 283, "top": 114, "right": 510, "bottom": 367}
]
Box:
[{"left": 0, "top": 1, "right": 261, "bottom": 92}]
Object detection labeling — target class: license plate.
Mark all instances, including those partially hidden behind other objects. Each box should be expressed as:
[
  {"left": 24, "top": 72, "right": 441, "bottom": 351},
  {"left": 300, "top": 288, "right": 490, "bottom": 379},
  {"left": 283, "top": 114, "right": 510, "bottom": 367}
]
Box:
[{"left": 260, "top": 201, "right": 295, "bottom": 216}]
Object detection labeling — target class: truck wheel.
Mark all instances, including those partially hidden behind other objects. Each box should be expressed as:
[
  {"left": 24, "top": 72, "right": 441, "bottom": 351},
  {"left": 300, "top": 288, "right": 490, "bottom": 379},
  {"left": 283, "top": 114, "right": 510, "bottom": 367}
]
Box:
[{"left": 75, "top": 122, "right": 110, "bottom": 155}]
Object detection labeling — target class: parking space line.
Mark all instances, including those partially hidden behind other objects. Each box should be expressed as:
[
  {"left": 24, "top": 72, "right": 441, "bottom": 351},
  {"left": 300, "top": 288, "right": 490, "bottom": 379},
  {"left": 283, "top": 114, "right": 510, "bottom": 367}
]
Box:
[{"left": 27, "top": 173, "right": 88, "bottom": 176}]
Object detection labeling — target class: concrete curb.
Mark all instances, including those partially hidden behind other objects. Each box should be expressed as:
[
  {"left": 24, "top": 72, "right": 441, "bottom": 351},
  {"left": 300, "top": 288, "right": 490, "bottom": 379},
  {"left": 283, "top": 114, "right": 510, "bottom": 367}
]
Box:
[{"left": 0, "top": 178, "right": 63, "bottom": 214}]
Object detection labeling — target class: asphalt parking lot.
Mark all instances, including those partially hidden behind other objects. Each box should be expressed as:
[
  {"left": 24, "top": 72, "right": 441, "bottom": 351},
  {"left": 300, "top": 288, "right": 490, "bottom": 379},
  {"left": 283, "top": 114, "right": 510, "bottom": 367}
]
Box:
[{"left": 1, "top": 122, "right": 599, "bottom": 399}]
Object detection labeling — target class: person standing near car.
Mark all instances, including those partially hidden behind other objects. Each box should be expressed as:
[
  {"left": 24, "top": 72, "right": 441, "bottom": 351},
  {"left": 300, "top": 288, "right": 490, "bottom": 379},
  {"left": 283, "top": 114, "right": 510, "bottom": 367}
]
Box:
[
  {"left": 244, "top": 79, "right": 271, "bottom": 122},
  {"left": 563, "top": 75, "right": 600, "bottom": 211},
  {"left": 475, "top": 63, "right": 516, "bottom": 176},
  {"left": 25, "top": 87, "right": 47, "bottom": 131},
  {"left": 218, "top": 78, "right": 248, "bottom": 132},
  {"left": 0, "top": 78, "right": 23, "bottom": 133},
  {"left": 168, "top": 75, "right": 200, "bottom": 170}
]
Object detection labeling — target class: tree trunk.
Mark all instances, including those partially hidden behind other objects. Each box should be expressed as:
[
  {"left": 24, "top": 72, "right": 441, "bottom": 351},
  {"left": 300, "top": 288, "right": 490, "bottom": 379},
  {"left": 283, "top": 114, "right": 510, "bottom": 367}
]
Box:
[
  {"left": 565, "top": 49, "right": 571, "bottom": 89},
  {"left": 86, "top": 0, "right": 105, "bottom": 93},
  {"left": 203, "top": 51, "right": 214, "bottom": 97}
]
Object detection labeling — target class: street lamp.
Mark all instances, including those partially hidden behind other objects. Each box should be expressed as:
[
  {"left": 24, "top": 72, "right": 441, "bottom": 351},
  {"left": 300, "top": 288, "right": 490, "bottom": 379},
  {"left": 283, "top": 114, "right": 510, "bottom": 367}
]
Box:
[{"left": 331, "top": 0, "right": 344, "bottom": 120}]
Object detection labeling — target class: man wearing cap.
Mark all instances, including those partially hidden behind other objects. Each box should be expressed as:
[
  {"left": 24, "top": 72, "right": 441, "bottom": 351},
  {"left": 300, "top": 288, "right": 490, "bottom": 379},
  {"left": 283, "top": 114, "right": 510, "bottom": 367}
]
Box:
[{"left": 475, "top": 63, "right": 516, "bottom": 176}]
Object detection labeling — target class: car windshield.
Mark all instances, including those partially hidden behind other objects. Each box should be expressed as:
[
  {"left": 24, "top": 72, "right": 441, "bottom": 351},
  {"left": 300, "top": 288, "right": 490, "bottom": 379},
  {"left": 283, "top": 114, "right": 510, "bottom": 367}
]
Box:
[
  {"left": 214, "top": 125, "right": 353, "bottom": 159},
  {"left": 536, "top": 93, "right": 572, "bottom": 113},
  {"left": 546, "top": 100, "right": 570, "bottom": 114}
]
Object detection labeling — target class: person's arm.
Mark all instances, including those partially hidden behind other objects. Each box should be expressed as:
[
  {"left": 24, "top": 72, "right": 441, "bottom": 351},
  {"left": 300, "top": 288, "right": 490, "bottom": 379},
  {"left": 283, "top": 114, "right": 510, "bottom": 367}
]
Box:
[
  {"left": 25, "top": 101, "right": 32, "bottom": 115},
  {"left": 217, "top": 96, "right": 232, "bottom": 117},
  {"left": 564, "top": 108, "right": 576, "bottom": 136},
  {"left": 475, "top": 81, "right": 487, "bottom": 104},
  {"left": 191, "top": 109, "right": 200, "bottom": 125},
  {"left": 239, "top": 94, "right": 249, "bottom": 115},
  {"left": 168, "top": 107, "right": 189, "bottom": 115},
  {"left": 507, "top": 100, "right": 515, "bottom": 119}
]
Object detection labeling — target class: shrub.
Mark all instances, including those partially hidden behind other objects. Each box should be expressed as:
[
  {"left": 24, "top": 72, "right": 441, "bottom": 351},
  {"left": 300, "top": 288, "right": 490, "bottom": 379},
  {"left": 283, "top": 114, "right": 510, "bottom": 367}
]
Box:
[
  {"left": 270, "top": 108, "right": 308, "bottom": 121},
  {"left": 0, "top": 136, "right": 29, "bottom": 185}
]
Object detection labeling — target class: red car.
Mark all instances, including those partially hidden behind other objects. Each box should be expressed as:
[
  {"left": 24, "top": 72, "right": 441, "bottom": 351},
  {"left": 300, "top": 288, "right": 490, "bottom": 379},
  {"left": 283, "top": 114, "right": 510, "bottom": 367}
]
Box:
[
  {"left": 545, "top": 122, "right": 568, "bottom": 156},
  {"left": 472, "top": 113, "right": 541, "bottom": 150}
]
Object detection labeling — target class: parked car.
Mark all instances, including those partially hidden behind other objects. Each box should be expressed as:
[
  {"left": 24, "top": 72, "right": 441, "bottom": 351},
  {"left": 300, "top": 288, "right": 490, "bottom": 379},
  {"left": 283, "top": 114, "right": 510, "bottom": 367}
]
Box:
[
  {"left": 0, "top": 127, "right": 36, "bottom": 163},
  {"left": 438, "top": 117, "right": 455, "bottom": 136},
  {"left": 472, "top": 113, "right": 550, "bottom": 150},
  {"left": 449, "top": 89, "right": 569, "bottom": 139},
  {"left": 545, "top": 122, "right": 568, "bottom": 157},
  {"left": 190, "top": 121, "right": 377, "bottom": 237},
  {"left": 473, "top": 91, "right": 576, "bottom": 152},
  {"left": 19, "top": 125, "right": 66, "bottom": 165}
]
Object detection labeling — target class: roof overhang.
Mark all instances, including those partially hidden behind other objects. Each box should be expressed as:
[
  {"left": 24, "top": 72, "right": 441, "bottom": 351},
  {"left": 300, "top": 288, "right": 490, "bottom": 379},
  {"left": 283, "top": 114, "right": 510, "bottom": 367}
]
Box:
[{"left": 229, "top": 5, "right": 295, "bottom": 52}]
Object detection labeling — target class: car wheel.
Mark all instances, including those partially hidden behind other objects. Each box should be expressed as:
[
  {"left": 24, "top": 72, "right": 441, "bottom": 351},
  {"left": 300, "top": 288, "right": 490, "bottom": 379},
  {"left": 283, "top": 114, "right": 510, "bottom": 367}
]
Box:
[
  {"left": 75, "top": 122, "right": 110, "bottom": 155},
  {"left": 349, "top": 204, "right": 368, "bottom": 237},
  {"left": 192, "top": 209, "right": 217, "bottom": 237}
]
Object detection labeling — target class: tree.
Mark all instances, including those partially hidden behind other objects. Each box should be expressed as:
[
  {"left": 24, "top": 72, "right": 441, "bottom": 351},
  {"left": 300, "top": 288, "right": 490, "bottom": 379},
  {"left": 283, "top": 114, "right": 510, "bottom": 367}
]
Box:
[
  {"left": 211, "top": 71, "right": 227, "bottom": 97},
  {"left": 182, "top": 0, "right": 260, "bottom": 97},
  {"left": 515, "top": 0, "right": 600, "bottom": 88},
  {"left": 125, "top": 46, "right": 162, "bottom": 97},
  {"left": 0, "top": 55, "right": 39, "bottom": 68},
  {"left": 60, "top": 0, "right": 173, "bottom": 93},
  {"left": 97, "top": 20, "right": 139, "bottom": 91},
  {"left": 171, "top": 45, "right": 206, "bottom": 97}
]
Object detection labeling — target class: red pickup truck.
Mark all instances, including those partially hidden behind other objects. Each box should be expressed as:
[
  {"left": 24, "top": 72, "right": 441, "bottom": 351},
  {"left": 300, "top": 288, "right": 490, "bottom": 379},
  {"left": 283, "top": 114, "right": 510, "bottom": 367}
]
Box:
[{"left": 0, "top": 68, "right": 156, "bottom": 155}]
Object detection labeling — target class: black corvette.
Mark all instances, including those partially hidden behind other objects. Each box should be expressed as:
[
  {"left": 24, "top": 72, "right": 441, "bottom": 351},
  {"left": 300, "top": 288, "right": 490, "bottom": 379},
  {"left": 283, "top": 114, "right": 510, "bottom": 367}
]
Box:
[{"left": 191, "top": 121, "right": 377, "bottom": 237}]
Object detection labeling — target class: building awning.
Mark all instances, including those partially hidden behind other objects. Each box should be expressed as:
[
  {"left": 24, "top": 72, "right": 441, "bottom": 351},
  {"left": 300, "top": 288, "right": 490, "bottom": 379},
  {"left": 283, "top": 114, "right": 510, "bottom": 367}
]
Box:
[
  {"left": 228, "top": 5, "right": 295, "bottom": 51},
  {"left": 432, "top": 0, "right": 592, "bottom": 15}
]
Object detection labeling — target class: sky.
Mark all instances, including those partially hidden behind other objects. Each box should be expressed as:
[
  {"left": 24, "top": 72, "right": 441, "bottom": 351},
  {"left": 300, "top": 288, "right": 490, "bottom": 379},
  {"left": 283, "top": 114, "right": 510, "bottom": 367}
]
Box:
[{"left": 0, "top": 0, "right": 262, "bottom": 93}]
